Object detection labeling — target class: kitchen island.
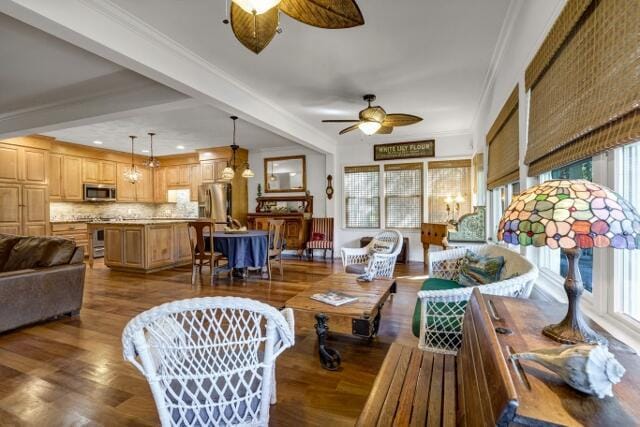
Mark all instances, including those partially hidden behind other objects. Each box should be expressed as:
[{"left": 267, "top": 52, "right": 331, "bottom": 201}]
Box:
[{"left": 88, "top": 220, "right": 192, "bottom": 273}]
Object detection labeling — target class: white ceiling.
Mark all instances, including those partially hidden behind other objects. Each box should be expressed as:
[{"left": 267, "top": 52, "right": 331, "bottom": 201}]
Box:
[
  {"left": 107, "top": 0, "right": 512, "bottom": 143},
  {"left": 0, "top": 13, "right": 122, "bottom": 113},
  {"left": 44, "top": 104, "right": 297, "bottom": 155}
]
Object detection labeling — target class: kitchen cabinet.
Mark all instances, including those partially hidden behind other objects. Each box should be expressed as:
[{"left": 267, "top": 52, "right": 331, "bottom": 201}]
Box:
[
  {"left": 189, "top": 164, "right": 201, "bottom": 201},
  {"left": 0, "top": 144, "right": 19, "bottom": 181},
  {"left": 154, "top": 167, "right": 168, "bottom": 203},
  {"left": 48, "top": 153, "right": 63, "bottom": 200},
  {"left": 83, "top": 159, "right": 117, "bottom": 185},
  {"left": 166, "top": 165, "right": 190, "bottom": 187},
  {"left": 0, "top": 183, "right": 48, "bottom": 236},
  {"left": 0, "top": 143, "right": 47, "bottom": 184},
  {"left": 116, "top": 163, "right": 137, "bottom": 202},
  {"left": 49, "top": 154, "right": 83, "bottom": 201},
  {"left": 98, "top": 221, "right": 191, "bottom": 272},
  {"left": 136, "top": 166, "right": 154, "bottom": 202},
  {"left": 62, "top": 156, "right": 83, "bottom": 201},
  {"left": 200, "top": 159, "right": 228, "bottom": 183}
]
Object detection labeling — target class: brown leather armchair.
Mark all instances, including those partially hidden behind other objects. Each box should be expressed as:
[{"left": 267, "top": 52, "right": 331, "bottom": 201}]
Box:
[{"left": 0, "top": 234, "right": 86, "bottom": 334}]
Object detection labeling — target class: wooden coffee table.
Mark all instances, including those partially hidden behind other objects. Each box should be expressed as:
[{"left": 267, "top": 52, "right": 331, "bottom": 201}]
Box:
[{"left": 284, "top": 272, "right": 396, "bottom": 370}]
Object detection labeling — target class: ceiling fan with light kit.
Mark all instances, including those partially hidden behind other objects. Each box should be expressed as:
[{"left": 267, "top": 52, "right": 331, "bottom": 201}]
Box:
[
  {"left": 223, "top": 0, "right": 364, "bottom": 54},
  {"left": 322, "top": 94, "right": 423, "bottom": 136}
]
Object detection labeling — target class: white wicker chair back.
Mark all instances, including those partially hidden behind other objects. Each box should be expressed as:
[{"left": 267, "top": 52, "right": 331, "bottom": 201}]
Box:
[{"left": 122, "top": 297, "right": 294, "bottom": 427}]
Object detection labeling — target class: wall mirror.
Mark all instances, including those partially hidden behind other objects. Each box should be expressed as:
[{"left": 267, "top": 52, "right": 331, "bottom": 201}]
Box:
[{"left": 264, "top": 155, "right": 306, "bottom": 192}]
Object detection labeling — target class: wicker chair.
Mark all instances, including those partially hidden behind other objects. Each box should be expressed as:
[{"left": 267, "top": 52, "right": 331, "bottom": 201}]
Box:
[
  {"left": 417, "top": 244, "right": 538, "bottom": 355},
  {"left": 341, "top": 230, "right": 403, "bottom": 279},
  {"left": 122, "top": 297, "right": 295, "bottom": 427}
]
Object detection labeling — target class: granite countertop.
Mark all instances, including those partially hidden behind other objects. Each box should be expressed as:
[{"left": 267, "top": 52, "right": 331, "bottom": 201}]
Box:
[{"left": 91, "top": 219, "right": 193, "bottom": 225}]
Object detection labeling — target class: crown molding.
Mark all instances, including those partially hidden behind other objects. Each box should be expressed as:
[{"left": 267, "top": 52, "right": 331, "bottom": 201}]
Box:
[{"left": 469, "top": 0, "right": 523, "bottom": 134}]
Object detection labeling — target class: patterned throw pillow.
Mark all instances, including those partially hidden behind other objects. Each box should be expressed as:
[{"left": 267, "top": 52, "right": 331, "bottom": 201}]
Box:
[
  {"left": 369, "top": 239, "right": 394, "bottom": 254},
  {"left": 457, "top": 250, "right": 505, "bottom": 287},
  {"left": 312, "top": 232, "right": 325, "bottom": 241}
]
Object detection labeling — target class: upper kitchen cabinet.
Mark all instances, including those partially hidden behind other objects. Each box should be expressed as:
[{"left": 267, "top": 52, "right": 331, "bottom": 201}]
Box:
[
  {"left": 82, "top": 158, "right": 116, "bottom": 184},
  {"left": 0, "top": 143, "right": 47, "bottom": 184},
  {"left": 166, "top": 165, "right": 190, "bottom": 187},
  {"left": 154, "top": 167, "right": 168, "bottom": 203},
  {"left": 61, "top": 156, "right": 83, "bottom": 201},
  {"left": 200, "top": 159, "right": 229, "bottom": 183},
  {"left": 116, "top": 163, "right": 137, "bottom": 202},
  {"left": 189, "top": 164, "right": 201, "bottom": 201},
  {"left": 136, "top": 167, "right": 154, "bottom": 202},
  {"left": 48, "top": 153, "right": 82, "bottom": 201}
]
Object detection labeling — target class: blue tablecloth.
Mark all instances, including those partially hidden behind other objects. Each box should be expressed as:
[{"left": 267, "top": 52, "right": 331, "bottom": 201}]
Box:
[{"left": 212, "top": 231, "right": 268, "bottom": 269}]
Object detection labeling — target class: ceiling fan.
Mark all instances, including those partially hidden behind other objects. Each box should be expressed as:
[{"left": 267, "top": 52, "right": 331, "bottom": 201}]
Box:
[
  {"left": 322, "top": 94, "right": 423, "bottom": 135},
  {"left": 225, "top": 0, "right": 364, "bottom": 54}
]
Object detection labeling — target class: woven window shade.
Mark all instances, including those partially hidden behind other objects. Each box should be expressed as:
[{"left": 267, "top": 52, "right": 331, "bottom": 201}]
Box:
[
  {"left": 487, "top": 86, "right": 519, "bottom": 190},
  {"left": 343, "top": 165, "right": 380, "bottom": 228},
  {"left": 384, "top": 163, "right": 423, "bottom": 229},
  {"left": 525, "top": 0, "right": 640, "bottom": 176},
  {"left": 427, "top": 160, "right": 471, "bottom": 223}
]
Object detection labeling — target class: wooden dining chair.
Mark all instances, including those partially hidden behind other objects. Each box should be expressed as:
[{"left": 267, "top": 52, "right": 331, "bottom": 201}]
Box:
[
  {"left": 267, "top": 219, "right": 286, "bottom": 279},
  {"left": 188, "top": 221, "right": 223, "bottom": 285}
]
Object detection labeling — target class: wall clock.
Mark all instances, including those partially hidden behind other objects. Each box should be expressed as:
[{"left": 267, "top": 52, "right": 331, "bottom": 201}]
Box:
[{"left": 325, "top": 175, "right": 334, "bottom": 200}]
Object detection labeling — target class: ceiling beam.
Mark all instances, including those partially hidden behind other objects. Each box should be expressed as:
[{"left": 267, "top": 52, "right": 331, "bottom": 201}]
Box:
[{"left": 0, "top": 0, "right": 337, "bottom": 154}]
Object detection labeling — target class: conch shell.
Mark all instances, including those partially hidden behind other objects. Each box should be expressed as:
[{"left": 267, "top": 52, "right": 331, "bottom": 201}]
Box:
[{"left": 511, "top": 344, "right": 625, "bottom": 398}]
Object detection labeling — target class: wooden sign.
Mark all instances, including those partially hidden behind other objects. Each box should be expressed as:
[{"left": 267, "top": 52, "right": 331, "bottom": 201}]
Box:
[{"left": 373, "top": 140, "right": 435, "bottom": 161}]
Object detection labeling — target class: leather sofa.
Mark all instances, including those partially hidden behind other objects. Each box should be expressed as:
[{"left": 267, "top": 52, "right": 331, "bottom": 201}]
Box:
[{"left": 0, "top": 234, "right": 86, "bottom": 334}]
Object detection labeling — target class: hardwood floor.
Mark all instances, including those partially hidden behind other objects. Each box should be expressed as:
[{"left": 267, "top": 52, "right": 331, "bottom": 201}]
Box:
[{"left": 0, "top": 258, "right": 429, "bottom": 426}]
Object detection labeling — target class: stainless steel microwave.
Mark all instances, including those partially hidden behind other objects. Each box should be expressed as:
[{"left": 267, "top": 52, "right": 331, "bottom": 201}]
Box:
[{"left": 83, "top": 184, "right": 117, "bottom": 202}]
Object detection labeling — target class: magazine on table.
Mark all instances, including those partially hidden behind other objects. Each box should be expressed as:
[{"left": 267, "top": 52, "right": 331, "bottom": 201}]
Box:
[{"left": 310, "top": 291, "right": 358, "bottom": 307}]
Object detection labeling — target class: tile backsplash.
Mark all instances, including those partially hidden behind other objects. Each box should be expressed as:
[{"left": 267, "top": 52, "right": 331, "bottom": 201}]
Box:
[{"left": 51, "top": 190, "right": 198, "bottom": 220}]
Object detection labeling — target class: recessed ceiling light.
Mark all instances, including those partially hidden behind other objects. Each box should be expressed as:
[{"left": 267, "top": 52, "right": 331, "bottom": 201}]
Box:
[
  {"left": 93, "top": 140, "right": 103, "bottom": 145},
  {"left": 176, "top": 145, "right": 185, "bottom": 150},
  {"left": 141, "top": 149, "right": 149, "bottom": 153}
]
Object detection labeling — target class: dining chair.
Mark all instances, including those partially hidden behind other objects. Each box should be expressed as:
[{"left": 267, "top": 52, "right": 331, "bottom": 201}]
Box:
[
  {"left": 306, "top": 217, "right": 334, "bottom": 262},
  {"left": 267, "top": 219, "right": 286, "bottom": 279},
  {"left": 122, "top": 296, "right": 295, "bottom": 426},
  {"left": 187, "top": 221, "right": 223, "bottom": 285}
]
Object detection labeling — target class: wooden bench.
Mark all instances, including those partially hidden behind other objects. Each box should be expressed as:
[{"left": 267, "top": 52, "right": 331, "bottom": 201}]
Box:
[{"left": 357, "top": 288, "right": 518, "bottom": 426}]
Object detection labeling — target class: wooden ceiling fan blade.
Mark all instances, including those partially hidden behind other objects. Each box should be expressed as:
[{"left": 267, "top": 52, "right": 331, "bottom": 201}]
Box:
[
  {"left": 279, "top": 0, "right": 364, "bottom": 29},
  {"left": 382, "top": 113, "right": 423, "bottom": 127},
  {"left": 230, "top": 3, "right": 279, "bottom": 54},
  {"left": 339, "top": 123, "right": 361, "bottom": 135},
  {"left": 322, "top": 119, "right": 360, "bottom": 123},
  {"left": 376, "top": 126, "right": 393, "bottom": 134}
]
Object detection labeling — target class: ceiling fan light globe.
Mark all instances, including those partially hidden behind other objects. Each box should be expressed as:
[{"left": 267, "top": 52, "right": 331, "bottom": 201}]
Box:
[
  {"left": 232, "top": 0, "right": 281, "bottom": 15},
  {"left": 359, "top": 121, "right": 382, "bottom": 135}
]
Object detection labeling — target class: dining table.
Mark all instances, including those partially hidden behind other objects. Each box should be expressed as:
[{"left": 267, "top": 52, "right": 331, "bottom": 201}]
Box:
[{"left": 210, "top": 231, "right": 269, "bottom": 278}]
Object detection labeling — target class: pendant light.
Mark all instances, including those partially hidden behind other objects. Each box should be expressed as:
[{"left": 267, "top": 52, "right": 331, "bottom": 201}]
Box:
[
  {"left": 144, "top": 132, "right": 160, "bottom": 168},
  {"left": 221, "top": 116, "right": 254, "bottom": 181},
  {"left": 123, "top": 136, "right": 142, "bottom": 184}
]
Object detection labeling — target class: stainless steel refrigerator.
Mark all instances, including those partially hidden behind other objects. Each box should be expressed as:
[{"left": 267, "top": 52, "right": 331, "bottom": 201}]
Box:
[{"left": 198, "top": 183, "right": 231, "bottom": 224}]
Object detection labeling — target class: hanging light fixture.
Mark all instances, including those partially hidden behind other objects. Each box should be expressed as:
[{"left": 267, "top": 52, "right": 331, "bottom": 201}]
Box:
[
  {"left": 123, "top": 135, "right": 142, "bottom": 184},
  {"left": 144, "top": 132, "right": 160, "bottom": 168},
  {"left": 221, "top": 116, "right": 254, "bottom": 180}
]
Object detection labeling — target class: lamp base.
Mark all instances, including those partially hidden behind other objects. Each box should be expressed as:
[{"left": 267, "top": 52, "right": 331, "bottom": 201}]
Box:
[
  {"left": 542, "top": 316, "right": 607, "bottom": 345},
  {"left": 542, "top": 248, "right": 608, "bottom": 346}
]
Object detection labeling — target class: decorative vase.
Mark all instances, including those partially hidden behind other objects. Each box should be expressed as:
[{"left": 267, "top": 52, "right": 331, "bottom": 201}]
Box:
[
  {"left": 257, "top": 183, "right": 262, "bottom": 197},
  {"left": 511, "top": 344, "right": 625, "bottom": 398}
]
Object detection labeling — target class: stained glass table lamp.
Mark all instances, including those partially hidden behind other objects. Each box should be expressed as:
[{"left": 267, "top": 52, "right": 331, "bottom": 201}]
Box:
[{"left": 497, "top": 179, "right": 640, "bottom": 345}]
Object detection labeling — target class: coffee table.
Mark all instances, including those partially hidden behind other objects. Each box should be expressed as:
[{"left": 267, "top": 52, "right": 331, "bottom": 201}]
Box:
[{"left": 284, "top": 272, "right": 396, "bottom": 370}]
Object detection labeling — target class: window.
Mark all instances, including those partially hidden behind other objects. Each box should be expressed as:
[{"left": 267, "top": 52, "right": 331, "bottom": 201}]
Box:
[
  {"left": 427, "top": 160, "right": 471, "bottom": 223},
  {"left": 539, "top": 157, "right": 594, "bottom": 291},
  {"left": 384, "top": 163, "right": 423, "bottom": 229},
  {"left": 489, "top": 181, "right": 519, "bottom": 242},
  {"left": 343, "top": 165, "right": 380, "bottom": 228},
  {"left": 615, "top": 141, "right": 640, "bottom": 322}
]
